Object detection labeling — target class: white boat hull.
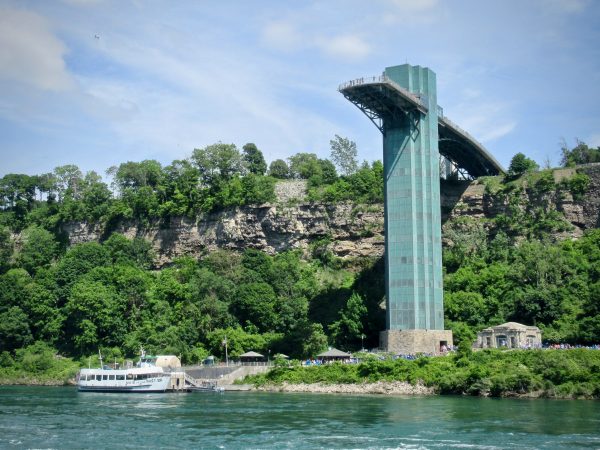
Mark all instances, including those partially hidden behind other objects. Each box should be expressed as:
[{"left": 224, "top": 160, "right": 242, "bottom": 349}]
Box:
[{"left": 78, "top": 368, "right": 171, "bottom": 393}]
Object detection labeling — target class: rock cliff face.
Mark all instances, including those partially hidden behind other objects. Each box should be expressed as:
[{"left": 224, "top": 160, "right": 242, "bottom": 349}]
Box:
[
  {"left": 62, "top": 166, "right": 600, "bottom": 268},
  {"left": 62, "top": 201, "right": 385, "bottom": 267},
  {"left": 441, "top": 164, "right": 600, "bottom": 239}
]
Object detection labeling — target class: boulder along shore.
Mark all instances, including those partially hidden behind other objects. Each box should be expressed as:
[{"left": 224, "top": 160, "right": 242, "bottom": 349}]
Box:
[{"left": 255, "top": 381, "right": 434, "bottom": 395}]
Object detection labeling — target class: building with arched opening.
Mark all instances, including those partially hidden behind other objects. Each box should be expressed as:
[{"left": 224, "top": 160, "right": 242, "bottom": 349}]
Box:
[{"left": 476, "top": 322, "right": 542, "bottom": 349}]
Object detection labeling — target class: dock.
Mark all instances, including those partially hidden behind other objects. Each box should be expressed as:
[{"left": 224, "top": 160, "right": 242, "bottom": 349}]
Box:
[{"left": 172, "top": 364, "right": 271, "bottom": 392}]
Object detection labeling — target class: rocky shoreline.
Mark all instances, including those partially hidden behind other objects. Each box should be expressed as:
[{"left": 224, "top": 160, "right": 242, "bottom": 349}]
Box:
[
  {"left": 255, "top": 381, "right": 435, "bottom": 395},
  {"left": 0, "top": 377, "right": 75, "bottom": 386}
]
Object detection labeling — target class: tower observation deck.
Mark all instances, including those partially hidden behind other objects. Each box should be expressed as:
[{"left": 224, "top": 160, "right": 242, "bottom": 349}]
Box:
[{"left": 339, "top": 64, "right": 504, "bottom": 354}]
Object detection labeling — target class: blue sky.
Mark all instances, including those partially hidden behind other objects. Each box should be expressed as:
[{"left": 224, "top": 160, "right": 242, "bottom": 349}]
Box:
[{"left": 1, "top": 0, "right": 599, "bottom": 177}]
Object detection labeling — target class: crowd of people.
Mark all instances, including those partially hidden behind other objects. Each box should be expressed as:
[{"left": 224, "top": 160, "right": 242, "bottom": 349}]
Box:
[{"left": 542, "top": 343, "right": 600, "bottom": 350}]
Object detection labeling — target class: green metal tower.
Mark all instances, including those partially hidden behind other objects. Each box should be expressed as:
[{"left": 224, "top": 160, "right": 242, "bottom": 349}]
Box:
[
  {"left": 340, "top": 64, "right": 455, "bottom": 354},
  {"left": 382, "top": 65, "right": 444, "bottom": 333}
]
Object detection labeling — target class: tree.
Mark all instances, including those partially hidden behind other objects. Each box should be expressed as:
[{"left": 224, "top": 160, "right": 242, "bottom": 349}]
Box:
[
  {"left": 301, "top": 322, "right": 328, "bottom": 357},
  {"left": 65, "top": 278, "right": 127, "bottom": 353},
  {"left": 159, "top": 159, "right": 200, "bottom": 215},
  {"left": 112, "top": 160, "right": 163, "bottom": 192},
  {"left": 232, "top": 282, "right": 279, "bottom": 332},
  {"left": 444, "top": 291, "right": 486, "bottom": 326},
  {"left": 330, "top": 292, "right": 367, "bottom": 348},
  {"left": 269, "top": 159, "right": 289, "bottom": 179},
  {"left": 0, "top": 307, "right": 33, "bottom": 351},
  {"left": 242, "top": 143, "right": 267, "bottom": 176},
  {"left": 330, "top": 135, "right": 358, "bottom": 176},
  {"left": 81, "top": 171, "right": 112, "bottom": 221},
  {"left": 318, "top": 159, "right": 338, "bottom": 185},
  {"left": 54, "top": 242, "right": 110, "bottom": 298},
  {"left": 507, "top": 153, "right": 538, "bottom": 178},
  {"left": 0, "top": 174, "right": 36, "bottom": 209},
  {"left": 53, "top": 165, "right": 83, "bottom": 200},
  {"left": 560, "top": 139, "right": 600, "bottom": 167},
  {"left": 241, "top": 175, "right": 276, "bottom": 204},
  {"left": 103, "top": 233, "right": 154, "bottom": 269},
  {"left": 0, "top": 226, "right": 13, "bottom": 274},
  {"left": 288, "top": 153, "right": 321, "bottom": 179},
  {"left": 17, "top": 226, "right": 58, "bottom": 275},
  {"left": 192, "top": 143, "right": 245, "bottom": 185},
  {"left": 241, "top": 249, "right": 273, "bottom": 282}
]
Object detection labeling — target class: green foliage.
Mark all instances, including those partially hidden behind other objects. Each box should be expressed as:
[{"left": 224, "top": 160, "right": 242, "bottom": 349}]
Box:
[
  {"left": 17, "top": 226, "right": 58, "bottom": 274},
  {"left": 330, "top": 134, "right": 358, "bottom": 176},
  {"left": 2, "top": 145, "right": 600, "bottom": 384},
  {"left": 0, "top": 306, "right": 33, "bottom": 351},
  {"left": 444, "top": 224, "right": 600, "bottom": 344},
  {"left": 560, "top": 139, "right": 600, "bottom": 167},
  {"left": 242, "top": 143, "right": 267, "bottom": 176},
  {"left": 308, "top": 160, "right": 383, "bottom": 203},
  {"left": 241, "top": 175, "right": 276, "bottom": 204},
  {"left": 268, "top": 159, "right": 289, "bottom": 179},
  {"left": 0, "top": 342, "right": 80, "bottom": 385},
  {"left": 288, "top": 153, "right": 318, "bottom": 179},
  {"left": 508, "top": 152, "right": 539, "bottom": 178},
  {"left": 103, "top": 233, "right": 154, "bottom": 268},
  {"left": 111, "top": 160, "right": 162, "bottom": 192},
  {"left": 246, "top": 349, "right": 600, "bottom": 398},
  {"left": 192, "top": 143, "right": 245, "bottom": 185},
  {"left": 567, "top": 172, "right": 590, "bottom": 201},
  {"left": 0, "top": 225, "right": 13, "bottom": 273},
  {"left": 330, "top": 292, "right": 367, "bottom": 348}
]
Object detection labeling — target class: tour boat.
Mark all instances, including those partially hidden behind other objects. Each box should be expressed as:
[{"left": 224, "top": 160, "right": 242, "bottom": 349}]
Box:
[{"left": 77, "top": 351, "right": 171, "bottom": 393}]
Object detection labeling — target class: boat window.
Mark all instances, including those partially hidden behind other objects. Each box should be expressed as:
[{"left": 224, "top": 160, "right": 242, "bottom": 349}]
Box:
[
  {"left": 127, "top": 374, "right": 133, "bottom": 380},
  {"left": 96, "top": 375, "right": 102, "bottom": 381},
  {"left": 102, "top": 374, "right": 108, "bottom": 381},
  {"left": 109, "top": 375, "right": 115, "bottom": 380},
  {"left": 116, "top": 375, "right": 125, "bottom": 380}
]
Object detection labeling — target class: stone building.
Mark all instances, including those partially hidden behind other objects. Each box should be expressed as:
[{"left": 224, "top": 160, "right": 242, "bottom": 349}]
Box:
[{"left": 476, "top": 322, "right": 542, "bottom": 349}]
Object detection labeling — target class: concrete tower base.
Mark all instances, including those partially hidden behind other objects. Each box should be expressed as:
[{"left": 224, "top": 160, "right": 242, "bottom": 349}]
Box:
[{"left": 380, "top": 329, "right": 453, "bottom": 355}]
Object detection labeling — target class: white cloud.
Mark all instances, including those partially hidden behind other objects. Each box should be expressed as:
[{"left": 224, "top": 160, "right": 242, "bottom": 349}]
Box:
[
  {"left": 381, "top": 0, "right": 440, "bottom": 24},
  {"left": 261, "top": 19, "right": 371, "bottom": 60},
  {"left": 68, "top": 22, "right": 342, "bottom": 163},
  {"left": 543, "top": 0, "right": 590, "bottom": 13},
  {"left": 477, "top": 122, "right": 517, "bottom": 143},
  {"left": 386, "top": 0, "right": 438, "bottom": 11},
  {"left": 447, "top": 91, "right": 517, "bottom": 144},
  {"left": 317, "top": 35, "right": 370, "bottom": 61},
  {"left": 261, "top": 22, "right": 303, "bottom": 52},
  {"left": 0, "top": 7, "right": 73, "bottom": 91}
]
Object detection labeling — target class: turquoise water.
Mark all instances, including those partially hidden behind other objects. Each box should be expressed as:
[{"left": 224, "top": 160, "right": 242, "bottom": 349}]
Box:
[{"left": 1, "top": 387, "right": 599, "bottom": 449}]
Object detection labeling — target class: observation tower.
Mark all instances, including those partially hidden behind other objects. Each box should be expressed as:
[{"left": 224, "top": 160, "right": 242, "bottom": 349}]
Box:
[{"left": 339, "top": 64, "right": 503, "bottom": 354}]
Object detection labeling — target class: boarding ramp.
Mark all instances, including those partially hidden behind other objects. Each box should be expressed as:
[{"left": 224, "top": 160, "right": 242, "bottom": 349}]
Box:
[{"left": 183, "top": 364, "right": 271, "bottom": 386}]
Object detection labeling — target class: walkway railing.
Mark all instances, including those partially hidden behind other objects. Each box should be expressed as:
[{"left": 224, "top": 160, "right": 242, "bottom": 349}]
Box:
[
  {"left": 338, "top": 75, "right": 427, "bottom": 112},
  {"left": 184, "top": 372, "right": 201, "bottom": 387}
]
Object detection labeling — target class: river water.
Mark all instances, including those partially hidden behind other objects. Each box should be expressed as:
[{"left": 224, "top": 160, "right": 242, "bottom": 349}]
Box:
[{"left": 1, "top": 386, "right": 599, "bottom": 449}]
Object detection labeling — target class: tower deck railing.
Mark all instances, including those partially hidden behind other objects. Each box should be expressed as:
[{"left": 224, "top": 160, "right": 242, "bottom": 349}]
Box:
[{"left": 339, "top": 75, "right": 428, "bottom": 113}]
